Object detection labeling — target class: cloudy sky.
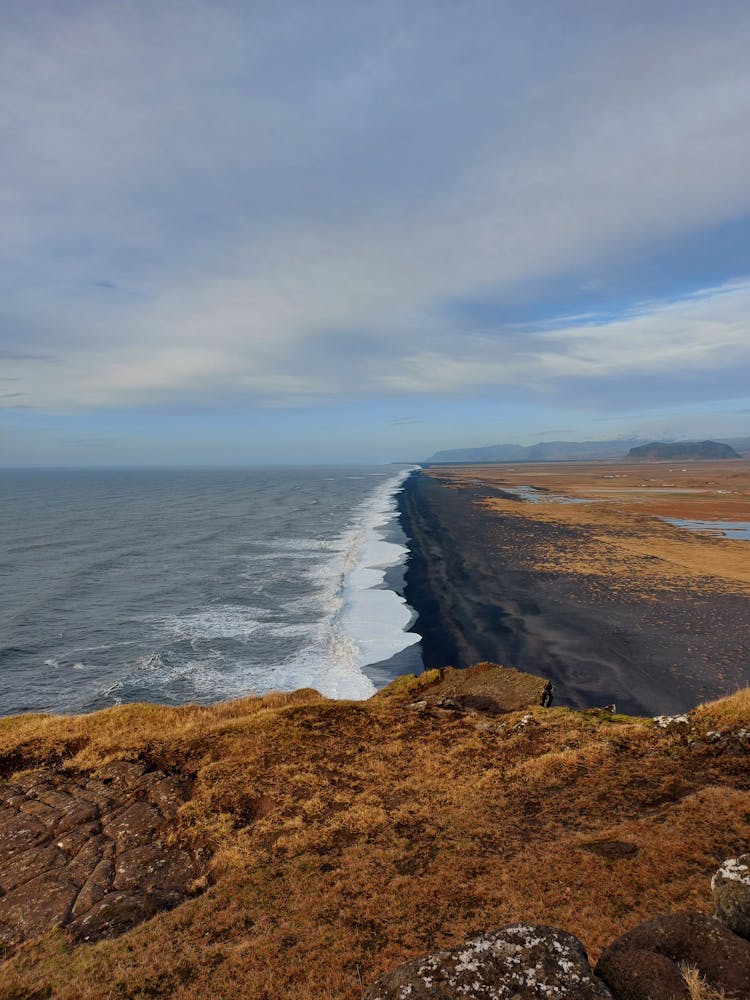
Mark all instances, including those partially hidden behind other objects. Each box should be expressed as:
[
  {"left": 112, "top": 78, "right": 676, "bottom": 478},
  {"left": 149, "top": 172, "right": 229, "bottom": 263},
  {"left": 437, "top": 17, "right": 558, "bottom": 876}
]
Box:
[{"left": 2, "top": 0, "right": 750, "bottom": 465}]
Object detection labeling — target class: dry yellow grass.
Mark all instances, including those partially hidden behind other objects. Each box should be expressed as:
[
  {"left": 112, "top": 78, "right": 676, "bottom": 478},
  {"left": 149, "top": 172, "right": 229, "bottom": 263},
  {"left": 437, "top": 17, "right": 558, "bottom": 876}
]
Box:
[
  {"left": 0, "top": 669, "right": 748, "bottom": 999},
  {"left": 435, "top": 459, "right": 750, "bottom": 518},
  {"left": 693, "top": 688, "right": 750, "bottom": 729},
  {"left": 432, "top": 461, "right": 750, "bottom": 594},
  {"left": 681, "top": 964, "right": 729, "bottom": 999}
]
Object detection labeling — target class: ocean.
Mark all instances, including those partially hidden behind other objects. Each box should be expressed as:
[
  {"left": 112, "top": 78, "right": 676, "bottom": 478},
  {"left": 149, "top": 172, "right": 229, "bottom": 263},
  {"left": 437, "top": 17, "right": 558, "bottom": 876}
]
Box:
[{"left": 0, "top": 466, "right": 421, "bottom": 716}]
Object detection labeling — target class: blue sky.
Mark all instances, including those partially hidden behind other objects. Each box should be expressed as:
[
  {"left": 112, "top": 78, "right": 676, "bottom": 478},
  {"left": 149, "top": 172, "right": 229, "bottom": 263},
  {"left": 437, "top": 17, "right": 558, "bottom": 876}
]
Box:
[{"left": 2, "top": 0, "right": 750, "bottom": 465}]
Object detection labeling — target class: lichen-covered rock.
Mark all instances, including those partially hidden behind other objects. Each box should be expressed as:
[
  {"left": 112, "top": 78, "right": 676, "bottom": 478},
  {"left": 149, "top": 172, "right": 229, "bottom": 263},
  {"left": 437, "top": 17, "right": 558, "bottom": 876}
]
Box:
[
  {"left": 596, "top": 910, "right": 750, "bottom": 999},
  {"left": 365, "top": 925, "right": 613, "bottom": 999},
  {"left": 712, "top": 854, "right": 750, "bottom": 939},
  {"left": 653, "top": 715, "right": 690, "bottom": 730}
]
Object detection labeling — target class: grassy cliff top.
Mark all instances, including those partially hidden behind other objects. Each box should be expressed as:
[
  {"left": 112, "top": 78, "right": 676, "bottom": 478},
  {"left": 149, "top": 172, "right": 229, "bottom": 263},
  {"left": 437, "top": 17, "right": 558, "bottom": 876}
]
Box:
[{"left": 0, "top": 665, "right": 749, "bottom": 999}]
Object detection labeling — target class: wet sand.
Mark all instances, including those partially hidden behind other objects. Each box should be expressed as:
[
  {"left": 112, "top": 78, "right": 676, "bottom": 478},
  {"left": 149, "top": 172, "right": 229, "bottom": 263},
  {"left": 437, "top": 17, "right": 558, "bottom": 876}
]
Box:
[{"left": 399, "top": 463, "right": 750, "bottom": 715}]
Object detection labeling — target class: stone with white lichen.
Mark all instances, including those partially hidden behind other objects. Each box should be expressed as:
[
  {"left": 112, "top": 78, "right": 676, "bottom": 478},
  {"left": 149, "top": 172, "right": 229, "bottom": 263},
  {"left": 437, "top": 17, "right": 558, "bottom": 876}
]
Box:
[
  {"left": 364, "top": 924, "right": 613, "bottom": 999},
  {"left": 652, "top": 715, "right": 690, "bottom": 730},
  {"left": 712, "top": 854, "right": 750, "bottom": 939}
]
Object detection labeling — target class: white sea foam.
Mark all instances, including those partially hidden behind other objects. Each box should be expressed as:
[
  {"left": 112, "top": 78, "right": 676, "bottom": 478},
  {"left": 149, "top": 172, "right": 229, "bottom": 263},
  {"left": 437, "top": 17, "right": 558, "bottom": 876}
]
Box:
[
  {"left": 44, "top": 656, "right": 85, "bottom": 670},
  {"left": 166, "top": 605, "right": 273, "bottom": 640},
  {"left": 131, "top": 648, "right": 229, "bottom": 696},
  {"left": 258, "top": 536, "right": 335, "bottom": 553},
  {"left": 98, "top": 679, "right": 124, "bottom": 704},
  {"left": 266, "top": 466, "right": 421, "bottom": 700},
  {"left": 138, "top": 651, "right": 168, "bottom": 670},
  {"left": 129, "top": 467, "right": 420, "bottom": 706}
]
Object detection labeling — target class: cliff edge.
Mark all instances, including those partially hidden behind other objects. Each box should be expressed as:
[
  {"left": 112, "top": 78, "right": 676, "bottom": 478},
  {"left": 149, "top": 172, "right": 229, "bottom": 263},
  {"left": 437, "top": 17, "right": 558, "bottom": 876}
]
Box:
[{"left": 0, "top": 664, "right": 748, "bottom": 998}]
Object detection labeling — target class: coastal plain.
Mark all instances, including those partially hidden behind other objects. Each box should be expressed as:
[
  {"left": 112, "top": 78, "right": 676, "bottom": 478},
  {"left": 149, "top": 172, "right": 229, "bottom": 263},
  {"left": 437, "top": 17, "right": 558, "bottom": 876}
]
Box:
[{"left": 401, "top": 460, "right": 750, "bottom": 714}]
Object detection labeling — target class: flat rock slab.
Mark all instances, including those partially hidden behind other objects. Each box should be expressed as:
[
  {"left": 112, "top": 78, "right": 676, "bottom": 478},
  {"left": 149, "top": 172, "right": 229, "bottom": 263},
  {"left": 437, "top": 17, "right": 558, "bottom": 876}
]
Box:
[
  {"left": 366, "top": 924, "right": 612, "bottom": 999},
  {"left": 0, "top": 761, "right": 203, "bottom": 948},
  {"left": 596, "top": 910, "right": 750, "bottom": 999}
]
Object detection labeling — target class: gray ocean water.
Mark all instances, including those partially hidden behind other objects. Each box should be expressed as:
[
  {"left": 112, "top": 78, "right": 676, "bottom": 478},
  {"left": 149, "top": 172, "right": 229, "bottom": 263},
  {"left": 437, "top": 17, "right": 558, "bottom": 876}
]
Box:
[{"left": 0, "top": 466, "right": 421, "bottom": 716}]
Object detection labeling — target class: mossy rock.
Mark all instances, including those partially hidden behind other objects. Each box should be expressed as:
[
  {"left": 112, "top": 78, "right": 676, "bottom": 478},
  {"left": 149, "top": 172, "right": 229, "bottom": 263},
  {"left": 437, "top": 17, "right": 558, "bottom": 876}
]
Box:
[{"left": 374, "top": 662, "right": 552, "bottom": 714}]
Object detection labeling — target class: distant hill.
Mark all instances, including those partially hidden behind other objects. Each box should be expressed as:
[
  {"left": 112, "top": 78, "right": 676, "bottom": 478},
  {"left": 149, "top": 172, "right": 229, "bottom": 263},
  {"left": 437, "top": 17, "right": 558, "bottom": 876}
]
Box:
[
  {"left": 723, "top": 435, "right": 750, "bottom": 456},
  {"left": 626, "top": 440, "right": 741, "bottom": 460},
  {"left": 426, "top": 438, "right": 647, "bottom": 464},
  {"left": 425, "top": 434, "right": 748, "bottom": 464}
]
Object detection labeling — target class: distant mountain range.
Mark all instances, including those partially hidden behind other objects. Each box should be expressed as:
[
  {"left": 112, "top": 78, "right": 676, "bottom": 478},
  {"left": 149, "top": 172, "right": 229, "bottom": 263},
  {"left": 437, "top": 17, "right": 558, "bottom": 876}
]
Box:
[
  {"left": 627, "top": 440, "right": 741, "bottom": 460},
  {"left": 426, "top": 435, "right": 750, "bottom": 464}
]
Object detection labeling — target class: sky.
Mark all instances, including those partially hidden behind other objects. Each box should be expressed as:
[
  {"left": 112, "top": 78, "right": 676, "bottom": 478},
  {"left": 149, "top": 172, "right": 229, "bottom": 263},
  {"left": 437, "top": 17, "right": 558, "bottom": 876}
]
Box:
[{"left": 2, "top": 0, "right": 750, "bottom": 466}]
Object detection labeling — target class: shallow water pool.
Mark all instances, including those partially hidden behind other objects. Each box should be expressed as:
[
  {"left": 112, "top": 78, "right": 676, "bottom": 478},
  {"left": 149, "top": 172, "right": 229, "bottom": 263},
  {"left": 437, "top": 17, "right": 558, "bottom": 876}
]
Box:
[{"left": 661, "top": 518, "right": 750, "bottom": 541}]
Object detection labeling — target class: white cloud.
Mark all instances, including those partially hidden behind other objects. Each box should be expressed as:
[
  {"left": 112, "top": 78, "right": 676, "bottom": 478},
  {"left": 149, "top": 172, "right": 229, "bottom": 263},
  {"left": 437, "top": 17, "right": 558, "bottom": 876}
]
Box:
[
  {"left": 350, "top": 279, "right": 748, "bottom": 393},
  {"left": 4, "top": 276, "right": 749, "bottom": 408},
  {"left": 2, "top": 2, "right": 750, "bottom": 413},
  {"left": 538, "top": 283, "right": 750, "bottom": 377}
]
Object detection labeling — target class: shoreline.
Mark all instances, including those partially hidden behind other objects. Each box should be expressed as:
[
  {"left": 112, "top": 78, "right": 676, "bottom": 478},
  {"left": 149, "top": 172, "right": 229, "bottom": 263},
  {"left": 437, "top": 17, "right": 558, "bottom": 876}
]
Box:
[{"left": 398, "top": 467, "right": 750, "bottom": 715}]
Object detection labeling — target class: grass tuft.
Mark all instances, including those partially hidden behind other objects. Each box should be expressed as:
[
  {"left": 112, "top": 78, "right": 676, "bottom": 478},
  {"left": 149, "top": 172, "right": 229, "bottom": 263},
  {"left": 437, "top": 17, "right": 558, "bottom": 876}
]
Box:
[
  {"left": 680, "top": 964, "right": 728, "bottom": 1000},
  {"left": 693, "top": 687, "right": 750, "bottom": 729}
]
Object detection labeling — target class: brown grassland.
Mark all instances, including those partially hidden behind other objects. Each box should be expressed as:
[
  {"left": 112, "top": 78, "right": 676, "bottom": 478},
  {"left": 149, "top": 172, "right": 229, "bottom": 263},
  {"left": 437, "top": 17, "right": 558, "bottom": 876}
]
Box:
[
  {"left": 431, "top": 459, "right": 750, "bottom": 595},
  {"left": 0, "top": 668, "right": 749, "bottom": 999}
]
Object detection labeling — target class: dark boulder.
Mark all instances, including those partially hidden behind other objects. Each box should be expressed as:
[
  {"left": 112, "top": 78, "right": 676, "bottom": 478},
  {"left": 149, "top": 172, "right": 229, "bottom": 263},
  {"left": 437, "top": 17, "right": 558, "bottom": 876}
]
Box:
[
  {"left": 596, "top": 947, "right": 689, "bottom": 999},
  {"left": 596, "top": 910, "right": 750, "bottom": 999}
]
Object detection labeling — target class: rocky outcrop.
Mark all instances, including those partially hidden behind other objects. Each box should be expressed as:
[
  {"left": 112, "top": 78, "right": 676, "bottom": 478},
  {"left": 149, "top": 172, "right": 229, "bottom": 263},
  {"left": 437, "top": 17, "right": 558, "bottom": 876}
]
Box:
[
  {"left": 377, "top": 662, "right": 553, "bottom": 714},
  {"left": 0, "top": 760, "right": 205, "bottom": 948},
  {"left": 712, "top": 854, "right": 750, "bottom": 940},
  {"left": 596, "top": 911, "right": 750, "bottom": 999},
  {"left": 365, "top": 925, "right": 613, "bottom": 999}
]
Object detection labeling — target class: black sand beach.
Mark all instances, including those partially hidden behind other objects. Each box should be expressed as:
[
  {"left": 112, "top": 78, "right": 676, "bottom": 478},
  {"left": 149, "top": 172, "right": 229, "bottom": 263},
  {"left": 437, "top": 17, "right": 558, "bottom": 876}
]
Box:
[{"left": 399, "top": 470, "right": 750, "bottom": 715}]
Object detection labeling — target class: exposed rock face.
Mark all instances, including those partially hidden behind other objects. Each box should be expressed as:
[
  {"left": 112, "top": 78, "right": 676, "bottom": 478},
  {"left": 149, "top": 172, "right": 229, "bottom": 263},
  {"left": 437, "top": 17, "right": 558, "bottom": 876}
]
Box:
[
  {"left": 0, "top": 761, "right": 204, "bottom": 947},
  {"left": 712, "top": 854, "right": 750, "bottom": 939},
  {"left": 596, "top": 910, "right": 750, "bottom": 999},
  {"left": 365, "top": 925, "right": 613, "bottom": 999}
]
